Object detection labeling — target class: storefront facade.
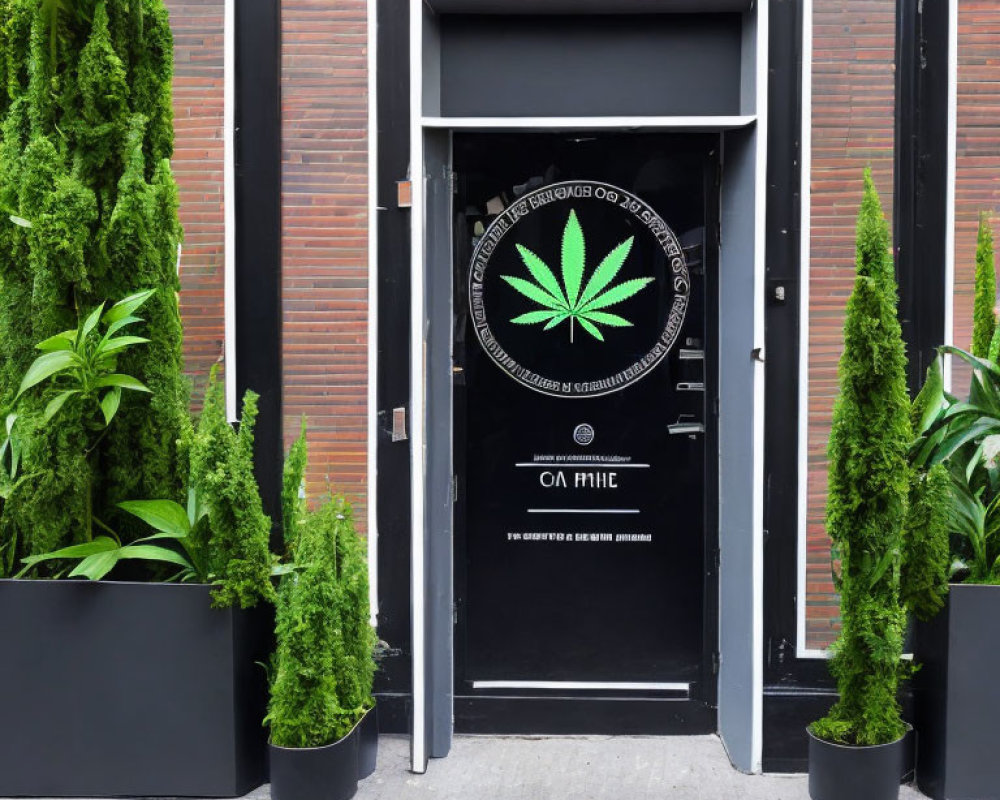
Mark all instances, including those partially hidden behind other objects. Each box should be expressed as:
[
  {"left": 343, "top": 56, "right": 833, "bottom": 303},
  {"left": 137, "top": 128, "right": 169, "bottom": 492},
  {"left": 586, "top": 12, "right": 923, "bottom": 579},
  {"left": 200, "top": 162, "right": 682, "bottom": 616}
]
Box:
[{"left": 161, "top": 0, "right": 989, "bottom": 777}]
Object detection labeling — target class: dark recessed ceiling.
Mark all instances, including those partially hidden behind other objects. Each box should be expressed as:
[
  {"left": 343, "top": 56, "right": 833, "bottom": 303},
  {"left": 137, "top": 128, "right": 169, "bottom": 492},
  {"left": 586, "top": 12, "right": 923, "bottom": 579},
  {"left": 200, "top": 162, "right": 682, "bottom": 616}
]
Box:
[{"left": 426, "top": 0, "right": 751, "bottom": 13}]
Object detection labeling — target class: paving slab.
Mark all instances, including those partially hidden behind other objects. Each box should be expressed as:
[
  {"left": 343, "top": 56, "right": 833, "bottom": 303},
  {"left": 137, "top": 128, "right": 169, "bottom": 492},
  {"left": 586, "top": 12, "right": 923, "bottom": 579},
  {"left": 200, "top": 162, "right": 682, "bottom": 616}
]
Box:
[{"left": 4, "top": 734, "right": 929, "bottom": 800}]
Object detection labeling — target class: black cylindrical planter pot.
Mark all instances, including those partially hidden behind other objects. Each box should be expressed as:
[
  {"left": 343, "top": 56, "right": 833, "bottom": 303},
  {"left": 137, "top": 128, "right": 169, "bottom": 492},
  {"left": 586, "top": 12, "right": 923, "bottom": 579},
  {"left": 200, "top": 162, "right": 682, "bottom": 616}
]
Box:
[
  {"left": 808, "top": 728, "right": 907, "bottom": 800},
  {"left": 358, "top": 704, "right": 379, "bottom": 780},
  {"left": 269, "top": 727, "right": 360, "bottom": 800}
]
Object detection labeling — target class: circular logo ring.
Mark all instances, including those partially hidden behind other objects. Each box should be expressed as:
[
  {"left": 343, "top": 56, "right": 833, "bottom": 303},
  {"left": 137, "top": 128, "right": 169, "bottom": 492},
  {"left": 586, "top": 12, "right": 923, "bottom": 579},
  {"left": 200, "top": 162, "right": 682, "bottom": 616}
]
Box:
[{"left": 468, "top": 180, "right": 690, "bottom": 399}]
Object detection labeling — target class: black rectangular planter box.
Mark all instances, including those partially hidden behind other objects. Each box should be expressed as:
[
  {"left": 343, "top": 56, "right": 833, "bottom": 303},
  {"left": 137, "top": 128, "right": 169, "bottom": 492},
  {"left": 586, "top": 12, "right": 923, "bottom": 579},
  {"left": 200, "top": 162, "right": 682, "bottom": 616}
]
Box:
[
  {"left": 914, "top": 584, "right": 1000, "bottom": 800},
  {"left": 0, "top": 579, "right": 272, "bottom": 797}
]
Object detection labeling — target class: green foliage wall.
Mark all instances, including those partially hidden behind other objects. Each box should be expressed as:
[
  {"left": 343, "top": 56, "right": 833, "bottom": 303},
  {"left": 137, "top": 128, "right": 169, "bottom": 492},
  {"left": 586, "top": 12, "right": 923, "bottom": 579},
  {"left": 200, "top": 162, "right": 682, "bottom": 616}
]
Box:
[
  {"left": 973, "top": 213, "right": 997, "bottom": 359},
  {"left": 812, "top": 170, "right": 911, "bottom": 747},
  {"left": 267, "top": 496, "right": 376, "bottom": 749},
  {"left": 0, "top": 0, "right": 187, "bottom": 563}
]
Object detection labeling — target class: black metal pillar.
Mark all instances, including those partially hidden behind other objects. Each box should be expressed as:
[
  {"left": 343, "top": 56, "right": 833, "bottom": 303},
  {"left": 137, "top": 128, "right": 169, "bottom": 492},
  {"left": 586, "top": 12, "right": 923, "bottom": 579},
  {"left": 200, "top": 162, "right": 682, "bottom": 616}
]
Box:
[
  {"left": 894, "top": 0, "right": 952, "bottom": 394},
  {"left": 235, "top": 0, "right": 283, "bottom": 530},
  {"left": 372, "top": 0, "right": 414, "bottom": 734}
]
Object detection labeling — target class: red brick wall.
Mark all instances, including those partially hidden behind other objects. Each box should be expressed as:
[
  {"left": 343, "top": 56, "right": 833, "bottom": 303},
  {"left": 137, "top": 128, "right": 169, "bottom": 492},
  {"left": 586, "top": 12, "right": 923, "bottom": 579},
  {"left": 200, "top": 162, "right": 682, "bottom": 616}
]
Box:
[
  {"left": 168, "top": 1, "right": 370, "bottom": 520},
  {"left": 954, "top": 1, "right": 1000, "bottom": 379},
  {"left": 281, "top": 0, "right": 369, "bottom": 521},
  {"left": 166, "top": 0, "right": 227, "bottom": 405},
  {"left": 806, "top": 0, "right": 897, "bottom": 650}
]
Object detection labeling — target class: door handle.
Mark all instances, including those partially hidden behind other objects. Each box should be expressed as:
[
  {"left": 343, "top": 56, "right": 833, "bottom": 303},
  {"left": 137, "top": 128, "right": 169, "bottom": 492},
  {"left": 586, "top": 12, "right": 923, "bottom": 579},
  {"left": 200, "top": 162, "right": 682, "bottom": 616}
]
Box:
[{"left": 669, "top": 420, "right": 705, "bottom": 436}]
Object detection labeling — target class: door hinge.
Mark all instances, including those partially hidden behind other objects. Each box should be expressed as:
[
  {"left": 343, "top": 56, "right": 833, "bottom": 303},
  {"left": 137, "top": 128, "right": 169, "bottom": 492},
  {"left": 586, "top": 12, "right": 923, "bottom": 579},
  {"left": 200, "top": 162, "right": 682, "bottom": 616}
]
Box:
[
  {"left": 712, "top": 651, "right": 720, "bottom": 675},
  {"left": 452, "top": 474, "right": 458, "bottom": 504},
  {"left": 453, "top": 603, "right": 459, "bottom": 625}
]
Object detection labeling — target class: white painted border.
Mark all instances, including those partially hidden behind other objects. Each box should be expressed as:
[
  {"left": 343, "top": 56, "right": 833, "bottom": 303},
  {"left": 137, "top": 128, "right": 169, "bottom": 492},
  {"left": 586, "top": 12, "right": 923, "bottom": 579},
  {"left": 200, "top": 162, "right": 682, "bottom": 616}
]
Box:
[
  {"left": 750, "top": 0, "right": 769, "bottom": 773},
  {"left": 472, "top": 681, "right": 690, "bottom": 692},
  {"left": 409, "top": 0, "right": 428, "bottom": 776},
  {"left": 366, "top": 0, "right": 380, "bottom": 627},
  {"left": 944, "top": 0, "right": 958, "bottom": 392},
  {"left": 422, "top": 115, "right": 757, "bottom": 130},
  {"left": 795, "top": 0, "right": 815, "bottom": 661},
  {"left": 223, "top": 0, "right": 237, "bottom": 422}
]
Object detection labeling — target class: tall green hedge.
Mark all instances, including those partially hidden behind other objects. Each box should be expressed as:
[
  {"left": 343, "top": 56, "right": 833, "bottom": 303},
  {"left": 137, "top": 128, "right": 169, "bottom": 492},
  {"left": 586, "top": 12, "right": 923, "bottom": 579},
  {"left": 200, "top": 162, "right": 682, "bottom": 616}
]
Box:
[
  {"left": 811, "top": 170, "right": 911, "bottom": 747},
  {"left": 0, "top": 0, "right": 187, "bottom": 561}
]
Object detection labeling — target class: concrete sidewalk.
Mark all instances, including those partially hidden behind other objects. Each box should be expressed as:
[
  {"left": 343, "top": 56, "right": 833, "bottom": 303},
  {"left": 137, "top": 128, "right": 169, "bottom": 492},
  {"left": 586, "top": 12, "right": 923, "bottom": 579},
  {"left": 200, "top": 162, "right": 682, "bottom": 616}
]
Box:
[
  {"left": 4, "top": 735, "right": 928, "bottom": 800},
  {"left": 248, "top": 734, "right": 927, "bottom": 800}
]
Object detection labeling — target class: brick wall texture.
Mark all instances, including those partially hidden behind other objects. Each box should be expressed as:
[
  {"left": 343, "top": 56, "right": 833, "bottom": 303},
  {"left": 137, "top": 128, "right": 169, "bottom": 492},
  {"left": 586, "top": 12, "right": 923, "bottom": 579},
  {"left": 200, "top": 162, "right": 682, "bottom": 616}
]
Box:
[
  {"left": 166, "top": 0, "right": 370, "bottom": 524},
  {"left": 807, "top": 0, "right": 1000, "bottom": 650},
  {"left": 280, "top": 0, "right": 369, "bottom": 523},
  {"left": 806, "top": 0, "right": 898, "bottom": 650},
  {"left": 166, "top": 0, "right": 227, "bottom": 406},
  {"left": 953, "top": 2, "right": 1000, "bottom": 376}
]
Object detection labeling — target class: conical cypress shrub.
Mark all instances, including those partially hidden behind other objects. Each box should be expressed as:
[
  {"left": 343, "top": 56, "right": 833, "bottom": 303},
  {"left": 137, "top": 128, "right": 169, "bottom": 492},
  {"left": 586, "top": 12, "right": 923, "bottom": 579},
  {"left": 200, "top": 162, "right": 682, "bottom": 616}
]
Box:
[
  {"left": 811, "top": 170, "right": 911, "bottom": 746},
  {"left": 973, "top": 212, "right": 996, "bottom": 358},
  {"left": 0, "top": 0, "right": 187, "bottom": 560}
]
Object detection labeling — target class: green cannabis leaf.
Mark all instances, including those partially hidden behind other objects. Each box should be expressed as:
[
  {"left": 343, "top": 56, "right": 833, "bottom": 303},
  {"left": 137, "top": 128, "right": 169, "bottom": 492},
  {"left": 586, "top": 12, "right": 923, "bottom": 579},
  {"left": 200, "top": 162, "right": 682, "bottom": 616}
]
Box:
[{"left": 501, "top": 210, "right": 653, "bottom": 343}]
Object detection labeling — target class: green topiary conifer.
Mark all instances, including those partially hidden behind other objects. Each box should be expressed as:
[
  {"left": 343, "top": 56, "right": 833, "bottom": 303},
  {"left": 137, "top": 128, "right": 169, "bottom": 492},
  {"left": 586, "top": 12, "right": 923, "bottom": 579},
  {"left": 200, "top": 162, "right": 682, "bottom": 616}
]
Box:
[
  {"left": 186, "top": 369, "right": 275, "bottom": 608},
  {"left": 811, "top": 169, "right": 912, "bottom": 747},
  {"left": 973, "top": 213, "right": 997, "bottom": 358},
  {"left": 0, "top": 0, "right": 187, "bottom": 561},
  {"left": 266, "top": 495, "right": 375, "bottom": 749}
]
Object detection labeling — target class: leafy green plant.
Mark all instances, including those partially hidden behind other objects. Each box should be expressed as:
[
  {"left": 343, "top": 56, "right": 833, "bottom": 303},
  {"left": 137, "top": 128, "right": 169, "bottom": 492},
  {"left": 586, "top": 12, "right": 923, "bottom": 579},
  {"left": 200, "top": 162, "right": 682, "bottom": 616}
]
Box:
[
  {"left": 502, "top": 210, "right": 653, "bottom": 343},
  {"left": 3, "top": 290, "right": 155, "bottom": 470},
  {"left": 912, "top": 347, "right": 1000, "bottom": 585},
  {"left": 0, "top": 0, "right": 188, "bottom": 565},
  {"left": 266, "top": 495, "right": 374, "bottom": 748},
  {"left": 973, "top": 213, "right": 997, "bottom": 359},
  {"left": 811, "top": 170, "right": 911, "bottom": 747},
  {"left": 2, "top": 291, "right": 155, "bottom": 549},
  {"left": 16, "top": 498, "right": 203, "bottom": 581}
]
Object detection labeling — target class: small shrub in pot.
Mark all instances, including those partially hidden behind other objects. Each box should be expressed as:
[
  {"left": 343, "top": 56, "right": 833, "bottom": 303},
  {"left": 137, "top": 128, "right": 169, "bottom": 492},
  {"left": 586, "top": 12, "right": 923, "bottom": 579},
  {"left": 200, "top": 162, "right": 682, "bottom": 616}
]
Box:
[{"left": 267, "top": 430, "right": 377, "bottom": 800}]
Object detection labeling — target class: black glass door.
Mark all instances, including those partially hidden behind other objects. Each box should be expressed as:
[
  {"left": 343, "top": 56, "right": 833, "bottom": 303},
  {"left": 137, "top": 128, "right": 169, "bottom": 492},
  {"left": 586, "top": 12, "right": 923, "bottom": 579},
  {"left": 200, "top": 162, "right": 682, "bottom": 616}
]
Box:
[{"left": 453, "top": 133, "right": 717, "bottom": 702}]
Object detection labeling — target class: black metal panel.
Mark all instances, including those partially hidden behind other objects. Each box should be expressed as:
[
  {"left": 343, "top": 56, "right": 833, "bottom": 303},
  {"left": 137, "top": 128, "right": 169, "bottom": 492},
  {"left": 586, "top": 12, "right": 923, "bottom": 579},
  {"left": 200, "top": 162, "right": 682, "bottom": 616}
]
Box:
[
  {"left": 428, "top": 0, "right": 752, "bottom": 14},
  {"left": 235, "top": 0, "right": 283, "bottom": 534},
  {"left": 373, "top": 0, "right": 414, "bottom": 702},
  {"left": 372, "top": 692, "right": 412, "bottom": 735},
  {"left": 439, "top": 15, "right": 743, "bottom": 118},
  {"left": 762, "top": 689, "right": 837, "bottom": 773},
  {"left": 894, "top": 0, "right": 950, "bottom": 394},
  {"left": 455, "top": 696, "right": 715, "bottom": 735},
  {"left": 915, "top": 586, "right": 1000, "bottom": 800},
  {"left": 0, "top": 581, "right": 270, "bottom": 797}
]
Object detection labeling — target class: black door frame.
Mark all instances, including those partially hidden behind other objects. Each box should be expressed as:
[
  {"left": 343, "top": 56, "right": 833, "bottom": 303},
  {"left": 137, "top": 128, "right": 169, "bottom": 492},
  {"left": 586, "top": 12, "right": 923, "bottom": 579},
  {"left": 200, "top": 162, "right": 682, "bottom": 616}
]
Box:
[{"left": 448, "top": 132, "right": 722, "bottom": 735}]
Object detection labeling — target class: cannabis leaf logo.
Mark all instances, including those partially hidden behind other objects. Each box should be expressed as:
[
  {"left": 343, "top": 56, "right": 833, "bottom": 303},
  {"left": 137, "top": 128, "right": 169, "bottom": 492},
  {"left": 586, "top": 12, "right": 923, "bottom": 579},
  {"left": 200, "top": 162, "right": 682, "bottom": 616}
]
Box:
[{"left": 501, "top": 210, "right": 654, "bottom": 343}]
